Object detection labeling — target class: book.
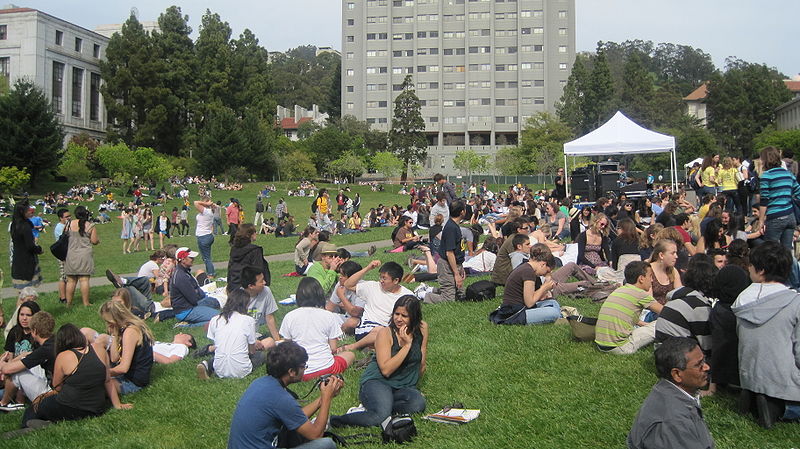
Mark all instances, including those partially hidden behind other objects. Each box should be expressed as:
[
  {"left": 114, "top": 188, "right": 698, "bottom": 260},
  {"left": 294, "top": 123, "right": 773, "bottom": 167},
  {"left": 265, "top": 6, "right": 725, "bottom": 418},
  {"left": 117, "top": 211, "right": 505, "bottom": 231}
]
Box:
[{"left": 423, "top": 408, "right": 480, "bottom": 424}]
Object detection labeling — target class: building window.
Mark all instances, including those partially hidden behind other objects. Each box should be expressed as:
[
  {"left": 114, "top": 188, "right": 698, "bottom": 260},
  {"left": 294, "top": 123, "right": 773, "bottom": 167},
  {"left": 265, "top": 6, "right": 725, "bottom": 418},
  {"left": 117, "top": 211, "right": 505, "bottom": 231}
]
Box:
[
  {"left": 347, "top": 102, "right": 355, "bottom": 110},
  {"left": 346, "top": 85, "right": 354, "bottom": 92},
  {"left": 55, "top": 30, "right": 63, "bottom": 45},
  {"left": 71, "top": 67, "right": 83, "bottom": 118},
  {"left": 559, "top": 28, "right": 567, "bottom": 36},
  {"left": 347, "top": 2, "right": 355, "bottom": 9},
  {"left": 346, "top": 52, "right": 355, "bottom": 59},
  {"left": 558, "top": 10, "right": 567, "bottom": 19},
  {"left": 346, "top": 35, "right": 355, "bottom": 42},
  {"left": 559, "top": 45, "right": 568, "bottom": 53},
  {"left": 0, "top": 25, "right": 6, "bottom": 40},
  {"left": 93, "top": 44, "right": 101, "bottom": 58},
  {"left": 346, "top": 69, "right": 354, "bottom": 76},
  {"left": 559, "top": 62, "right": 568, "bottom": 70},
  {"left": 90, "top": 72, "right": 101, "bottom": 121},
  {"left": 75, "top": 37, "right": 82, "bottom": 52},
  {"left": 347, "top": 19, "right": 355, "bottom": 25},
  {"left": 52, "top": 61, "right": 64, "bottom": 113}
]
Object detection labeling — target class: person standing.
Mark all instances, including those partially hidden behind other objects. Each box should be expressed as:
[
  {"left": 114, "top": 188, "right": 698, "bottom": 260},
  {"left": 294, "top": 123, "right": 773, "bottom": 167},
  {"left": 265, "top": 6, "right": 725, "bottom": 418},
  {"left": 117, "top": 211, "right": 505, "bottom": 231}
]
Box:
[
  {"left": 275, "top": 198, "right": 287, "bottom": 222},
  {"left": 53, "top": 208, "right": 71, "bottom": 303},
  {"left": 194, "top": 197, "right": 217, "bottom": 278},
  {"left": 627, "top": 337, "right": 714, "bottom": 449},
  {"left": 254, "top": 198, "right": 265, "bottom": 231},
  {"left": 755, "top": 146, "right": 800, "bottom": 250},
  {"left": 226, "top": 199, "right": 241, "bottom": 245},
  {"left": 64, "top": 206, "right": 99, "bottom": 307},
  {"left": 422, "top": 201, "right": 466, "bottom": 303}
]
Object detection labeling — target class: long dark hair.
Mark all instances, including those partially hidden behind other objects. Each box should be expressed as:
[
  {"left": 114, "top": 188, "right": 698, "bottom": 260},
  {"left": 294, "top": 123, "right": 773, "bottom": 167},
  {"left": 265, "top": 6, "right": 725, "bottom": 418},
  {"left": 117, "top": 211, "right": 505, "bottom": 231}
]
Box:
[
  {"left": 74, "top": 205, "right": 90, "bottom": 237},
  {"left": 703, "top": 218, "right": 726, "bottom": 250},
  {"left": 389, "top": 295, "right": 423, "bottom": 336},
  {"left": 233, "top": 223, "right": 257, "bottom": 248},
  {"left": 218, "top": 288, "right": 249, "bottom": 324},
  {"left": 8, "top": 301, "right": 41, "bottom": 346},
  {"left": 11, "top": 202, "right": 31, "bottom": 236},
  {"left": 295, "top": 277, "right": 326, "bottom": 308},
  {"left": 55, "top": 323, "right": 88, "bottom": 354}
]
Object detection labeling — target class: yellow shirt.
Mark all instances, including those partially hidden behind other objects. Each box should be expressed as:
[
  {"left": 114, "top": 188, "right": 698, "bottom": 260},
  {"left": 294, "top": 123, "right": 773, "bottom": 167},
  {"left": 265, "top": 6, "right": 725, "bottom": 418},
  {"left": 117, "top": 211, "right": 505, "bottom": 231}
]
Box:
[
  {"left": 701, "top": 166, "right": 717, "bottom": 187},
  {"left": 699, "top": 204, "right": 710, "bottom": 219},
  {"left": 719, "top": 167, "right": 738, "bottom": 191}
]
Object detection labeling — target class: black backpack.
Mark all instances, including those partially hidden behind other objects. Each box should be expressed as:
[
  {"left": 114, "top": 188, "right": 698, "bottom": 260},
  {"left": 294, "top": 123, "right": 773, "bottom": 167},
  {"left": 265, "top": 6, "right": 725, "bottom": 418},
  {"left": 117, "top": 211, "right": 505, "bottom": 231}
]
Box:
[
  {"left": 311, "top": 199, "right": 318, "bottom": 213},
  {"left": 381, "top": 415, "right": 417, "bottom": 444},
  {"left": 463, "top": 280, "right": 496, "bottom": 301}
]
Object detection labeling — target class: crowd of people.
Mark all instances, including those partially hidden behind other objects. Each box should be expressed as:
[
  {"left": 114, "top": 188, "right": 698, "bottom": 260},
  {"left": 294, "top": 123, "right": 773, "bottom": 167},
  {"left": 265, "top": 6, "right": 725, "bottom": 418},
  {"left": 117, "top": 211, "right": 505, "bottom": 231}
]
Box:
[{"left": 2, "top": 145, "right": 799, "bottom": 446}]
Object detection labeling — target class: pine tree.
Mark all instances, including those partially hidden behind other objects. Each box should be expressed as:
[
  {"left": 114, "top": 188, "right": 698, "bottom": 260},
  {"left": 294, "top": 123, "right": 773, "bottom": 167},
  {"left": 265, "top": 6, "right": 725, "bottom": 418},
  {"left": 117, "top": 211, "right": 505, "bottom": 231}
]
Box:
[
  {"left": 556, "top": 55, "right": 590, "bottom": 135},
  {"left": 0, "top": 80, "right": 64, "bottom": 186},
  {"left": 586, "top": 50, "right": 615, "bottom": 131},
  {"left": 620, "top": 52, "right": 655, "bottom": 127},
  {"left": 389, "top": 75, "right": 427, "bottom": 181}
]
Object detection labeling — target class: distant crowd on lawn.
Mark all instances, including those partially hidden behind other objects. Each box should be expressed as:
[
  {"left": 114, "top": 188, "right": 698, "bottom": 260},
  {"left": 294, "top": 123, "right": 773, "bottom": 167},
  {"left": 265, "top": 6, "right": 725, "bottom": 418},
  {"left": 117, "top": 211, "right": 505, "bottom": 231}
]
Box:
[{"left": 3, "top": 145, "right": 800, "bottom": 446}]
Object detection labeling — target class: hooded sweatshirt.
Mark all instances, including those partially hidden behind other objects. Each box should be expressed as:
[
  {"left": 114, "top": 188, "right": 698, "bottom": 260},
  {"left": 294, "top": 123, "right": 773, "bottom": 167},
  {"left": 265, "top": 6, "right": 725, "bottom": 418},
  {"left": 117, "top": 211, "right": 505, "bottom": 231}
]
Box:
[
  {"left": 732, "top": 284, "right": 800, "bottom": 401},
  {"left": 228, "top": 243, "right": 271, "bottom": 289}
]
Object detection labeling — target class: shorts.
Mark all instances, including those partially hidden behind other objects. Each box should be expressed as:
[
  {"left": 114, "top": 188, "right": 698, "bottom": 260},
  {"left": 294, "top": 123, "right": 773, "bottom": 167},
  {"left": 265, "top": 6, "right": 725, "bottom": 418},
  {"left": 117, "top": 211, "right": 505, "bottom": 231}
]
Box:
[
  {"left": 302, "top": 356, "right": 349, "bottom": 381},
  {"left": 113, "top": 376, "right": 144, "bottom": 395},
  {"left": 354, "top": 320, "right": 382, "bottom": 340}
]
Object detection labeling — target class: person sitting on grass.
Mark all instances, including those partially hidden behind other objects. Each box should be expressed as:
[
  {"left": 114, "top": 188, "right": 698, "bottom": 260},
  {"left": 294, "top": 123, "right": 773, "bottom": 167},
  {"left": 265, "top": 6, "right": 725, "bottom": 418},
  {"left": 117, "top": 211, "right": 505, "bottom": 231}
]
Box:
[
  {"left": 99, "top": 301, "right": 154, "bottom": 395},
  {"left": 3, "top": 287, "right": 39, "bottom": 338},
  {"left": 733, "top": 241, "right": 800, "bottom": 429},
  {"left": 197, "top": 289, "right": 269, "bottom": 380},
  {"left": 169, "top": 247, "right": 221, "bottom": 325},
  {"left": 392, "top": 216, "right": 426, "bottom": 251},
  {"left": 495, "top": 243, "right": 560, "bottom": 326},
  {"left": 227, "top": 341, "right": 344, "bottom": 449},
  {"left": 0, "top": 311, "right": 56, "bottom": 412},
  {"left": 508, "top": 233, "right": 532, "bottom": 270},
  {"left": 326, "top": 261, "right": 366, "bottom": 335},
  {"left": 627, "top": 337, "right": 714, "bottom": 449},
  {"left": 338, "top": 261, "right": 413, "bottom": 353},
  {"left": 595, "top": 261, "right": 664, "bottom": 355},
  {"left": 16, "top": 324, "right": 132, "bottom": 433},
  {"left": 280, "top": 277, "right": 356, "bottom": 381},
  {"left": 331, "top": 295, "right": 428, "bottom": 428},
  {"left": 0, "top": 301, "right": 41, "bottom": 410},
  {"left": 153, "top": 333, "right": 197, "bottom": 364},
  {"left": 307, "top": 243, "right": 345, "bottom": 295},
  {"left": 294, "top": 227, "right": 319, "bottom": 275}
]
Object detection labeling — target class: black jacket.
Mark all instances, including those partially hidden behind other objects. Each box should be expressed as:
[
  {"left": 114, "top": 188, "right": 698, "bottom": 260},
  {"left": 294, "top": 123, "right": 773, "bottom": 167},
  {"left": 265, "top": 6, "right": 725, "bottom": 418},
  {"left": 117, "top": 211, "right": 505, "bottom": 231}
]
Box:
[
  {"left": 11, "top": 219, "right": 42, "bottom": 281},
  {"left": 228, "top": 243, "right": 271, "bottom": 289}
]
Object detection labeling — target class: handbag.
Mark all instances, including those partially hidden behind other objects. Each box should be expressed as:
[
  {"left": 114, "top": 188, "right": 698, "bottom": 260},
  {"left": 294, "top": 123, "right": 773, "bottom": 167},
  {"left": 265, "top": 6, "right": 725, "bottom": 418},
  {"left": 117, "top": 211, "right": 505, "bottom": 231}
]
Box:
[
  {"left": 32, "top": 348, "right": 85, "bottom": 413},
  {"left": 488, "top": 303, "right": 527, "bottom": 325},
  {"left": 49, "top": 220, "right": 70, "bottom": 261}
]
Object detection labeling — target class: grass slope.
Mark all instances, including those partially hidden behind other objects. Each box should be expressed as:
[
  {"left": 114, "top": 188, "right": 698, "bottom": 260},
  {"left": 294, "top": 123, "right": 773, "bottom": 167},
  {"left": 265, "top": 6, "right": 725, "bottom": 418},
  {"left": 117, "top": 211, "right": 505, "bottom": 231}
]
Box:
[{"left": 0, "top": 250, "right": 796, "bottom": 448}]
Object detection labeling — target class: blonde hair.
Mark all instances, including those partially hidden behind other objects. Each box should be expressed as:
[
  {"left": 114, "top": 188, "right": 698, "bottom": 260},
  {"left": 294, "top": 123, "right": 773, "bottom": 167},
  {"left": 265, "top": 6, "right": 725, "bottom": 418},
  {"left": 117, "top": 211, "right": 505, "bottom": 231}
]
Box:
[
  {"left": 591, "top": 212, "right": 610, "bottom": 236},
  {"left": 111, "top": 288, "right": 132, "bottom": 310},
  {"left": 99, "top": 300, "right": 154, "bottom": 346},
  {"left": 639, "top": 223, "right": 664, "bottom": 249},
  {"left": 649, "top": 239, "right": 677, "bottom": 282},
  {"left": 722, "top": 156, "right": 734, "bottom": 170}
]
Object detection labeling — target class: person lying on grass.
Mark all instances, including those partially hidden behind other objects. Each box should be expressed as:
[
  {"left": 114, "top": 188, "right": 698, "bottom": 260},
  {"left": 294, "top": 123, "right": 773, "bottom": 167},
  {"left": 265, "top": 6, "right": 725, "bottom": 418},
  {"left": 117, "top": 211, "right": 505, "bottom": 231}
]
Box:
[
  {"left": 0, "top": 312, "right": 56, "bottom": 412},
  {"left": 336, "top": 261, "right": 413, "bottom": 353},
  {"left": 331, "top": 295, "right": 428, "bottom": 428},
  {"left": 227, "top": 341, "right": 344, "bottom": 449},
  {"left": 17, "top": 324, "right": 132, "bottom": 432},
  {"left": 326, "top": 261, "right": 366, "bottom": 335},
  {"left": 197, "top": 289, "right": 270, "bottom": 380},
  {"left": 152, "top": 333, "right": 197, "bottom": 364},
  {"left": 280, "top": 277, "right": 356, "bottom": 381}
]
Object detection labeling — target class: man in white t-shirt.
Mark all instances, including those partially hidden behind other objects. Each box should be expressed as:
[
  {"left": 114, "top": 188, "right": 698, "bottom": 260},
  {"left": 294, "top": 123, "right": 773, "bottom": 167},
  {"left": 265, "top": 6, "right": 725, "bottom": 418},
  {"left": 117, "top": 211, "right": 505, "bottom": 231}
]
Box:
[
  {"left": 153, "top": 333, "right": 196, "bottom": 364},
  {"left": 202, "top": 309, "right": 263, "bottom": 379},
  {"left": 241, "top": 267, "right": 280, "bottom": 344},
  {"left": 340, "top": 261, "right": 412, "bottom": 351},
  {"left": 325, "top": 261, "right": 366, "bottom": 334}
]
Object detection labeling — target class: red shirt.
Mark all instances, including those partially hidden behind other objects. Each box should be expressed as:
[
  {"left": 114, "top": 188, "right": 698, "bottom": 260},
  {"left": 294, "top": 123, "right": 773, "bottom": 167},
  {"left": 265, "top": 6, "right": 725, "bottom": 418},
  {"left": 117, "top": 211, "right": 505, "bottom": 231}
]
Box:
[{"left": 673, "top": 226, "right": 692, "bottom": 243}]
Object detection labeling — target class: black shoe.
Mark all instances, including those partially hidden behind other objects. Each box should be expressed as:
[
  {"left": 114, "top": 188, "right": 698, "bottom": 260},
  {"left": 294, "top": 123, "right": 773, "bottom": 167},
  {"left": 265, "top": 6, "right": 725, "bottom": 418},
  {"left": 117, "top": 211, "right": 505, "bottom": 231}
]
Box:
[
  {"left": 738, "top": 389, "right": 755, "bottom": 416},
  {"left": 106, "top": 269, "right": 123, "bottom": 289},
  {"left": 755, "top": 393, "right": 784, "bottom": 429},
  {"left": 192, "top": 344, "right": 213, "bottom": 358}
]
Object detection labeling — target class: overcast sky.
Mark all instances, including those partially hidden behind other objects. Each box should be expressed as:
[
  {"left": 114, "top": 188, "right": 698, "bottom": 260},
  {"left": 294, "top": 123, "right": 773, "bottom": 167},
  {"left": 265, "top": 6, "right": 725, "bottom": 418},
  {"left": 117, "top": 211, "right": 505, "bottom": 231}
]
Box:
[{"left": 18, "top": 0, "right": 799, "bottom": 77}]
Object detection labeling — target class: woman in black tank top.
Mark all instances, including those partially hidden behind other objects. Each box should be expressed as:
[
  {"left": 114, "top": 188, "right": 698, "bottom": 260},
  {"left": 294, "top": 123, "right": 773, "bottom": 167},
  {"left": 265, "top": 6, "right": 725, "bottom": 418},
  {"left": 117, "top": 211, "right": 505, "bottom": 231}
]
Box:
[{"left": 20, "top": 324, "right": 131, "bottom": 429}]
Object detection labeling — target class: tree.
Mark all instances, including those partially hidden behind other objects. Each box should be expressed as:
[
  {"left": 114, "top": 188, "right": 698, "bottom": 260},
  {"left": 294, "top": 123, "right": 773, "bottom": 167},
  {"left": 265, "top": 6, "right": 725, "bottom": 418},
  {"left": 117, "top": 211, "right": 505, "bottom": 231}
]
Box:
[
  {"left": 197, "top": 107, "right": 243, "bottom": 179},
  {"left": 754, "top": 128, "right": 800, "bottom": 156},
  {"left": 194, "top": 10, "right": 234, "bottom": 128},
  {"left": 279, "top": 150, "right": 317, "bottom": 181},
  {"left": 237, "top": 110, "right": 276, "bottom": 178},
  {"left": 57, "top": 143, "right": 92, "bottom": 183},
  {"left": 372, "top": 151, "right": 404, "bottom": 178},
  {"left": 453, "top": 149, "right": 490, "bottom": 182},
  {"left": 706, "top": 59, "right": 791, "bottom": 155},
  {"left": 585, "top": 49, "right": 615, "bottom": 131},
  {"left": 96, "top": 142, "right": 135, "bottom": 178},
  {"left": 0, "top": 166, "right": 30, "bottom": 194},
  {"left": 389, "top": 75, "right": 427, "bottom": 181},
  {"left": 557, "top": 55, "right": 591, "bottom": 135},
  {"left": 0, "top": 79, "right": 64, "bottom": 186},
  {"left": 327, "top": 151, "right": 366, "bottom": 181},
  {"left": 619, "top": 52, "right": 656, "bottom": 127},
  {"left": 514, "top": 113, "right": 574, "bottom": 175},
  {"left": 302, "top": 125, "right": 355, "bottom": 171},
  {"left": 230, "top": 29, "right": 274, "bottom": 119}
]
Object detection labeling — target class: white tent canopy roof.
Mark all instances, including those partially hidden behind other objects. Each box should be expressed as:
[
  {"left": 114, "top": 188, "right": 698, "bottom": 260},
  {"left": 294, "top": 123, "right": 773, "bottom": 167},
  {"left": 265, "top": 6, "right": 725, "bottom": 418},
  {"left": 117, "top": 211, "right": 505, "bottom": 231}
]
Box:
[{"left": 563, "top": 111, "right": 675, "bottom": 156}]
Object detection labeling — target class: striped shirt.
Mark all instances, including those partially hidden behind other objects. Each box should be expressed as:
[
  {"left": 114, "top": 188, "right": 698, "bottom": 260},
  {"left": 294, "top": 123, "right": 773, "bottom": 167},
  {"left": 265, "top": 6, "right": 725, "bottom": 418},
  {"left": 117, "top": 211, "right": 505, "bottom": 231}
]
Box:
[
  {"left": 654, "top": 288, "right": 713, "bottom": 354},
  {"left": 595, "top": 285, "right": 657, "bottom": 347},
  {"left": 759, "top": 167, "right": 800, "bottom": 219}
]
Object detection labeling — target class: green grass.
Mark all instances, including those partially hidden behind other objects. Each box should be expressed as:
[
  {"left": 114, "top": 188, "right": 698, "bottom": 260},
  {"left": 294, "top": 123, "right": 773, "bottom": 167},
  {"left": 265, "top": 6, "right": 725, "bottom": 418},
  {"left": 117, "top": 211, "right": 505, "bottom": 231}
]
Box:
[{"left": 0, "top": 249, "right": 796, "bottom": 448}]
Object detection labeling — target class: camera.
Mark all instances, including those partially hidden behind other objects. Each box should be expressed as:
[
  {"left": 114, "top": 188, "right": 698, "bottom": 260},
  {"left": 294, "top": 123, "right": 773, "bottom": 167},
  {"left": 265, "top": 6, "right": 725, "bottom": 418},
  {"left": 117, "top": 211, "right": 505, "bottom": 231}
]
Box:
[{"left": 319, "top": 374, "right": 343, "bottom": 387}]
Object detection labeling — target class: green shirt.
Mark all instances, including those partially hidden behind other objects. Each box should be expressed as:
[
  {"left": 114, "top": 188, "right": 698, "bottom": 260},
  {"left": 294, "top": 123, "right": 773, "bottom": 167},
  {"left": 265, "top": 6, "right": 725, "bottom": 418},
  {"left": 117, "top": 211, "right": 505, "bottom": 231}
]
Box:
[
  {"left": 306, "top": 263, "right": 338, "bottom": 294},
  {"left": 595, "top": 285, "right": 656, "bottom": 347}
]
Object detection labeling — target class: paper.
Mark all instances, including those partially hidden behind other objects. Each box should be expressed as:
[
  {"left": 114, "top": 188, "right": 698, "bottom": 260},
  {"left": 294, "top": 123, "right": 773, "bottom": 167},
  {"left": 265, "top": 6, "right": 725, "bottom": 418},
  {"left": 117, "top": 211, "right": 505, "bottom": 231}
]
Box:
[{"left": 423, "top": 408, "right": 480, "bottom": 424}]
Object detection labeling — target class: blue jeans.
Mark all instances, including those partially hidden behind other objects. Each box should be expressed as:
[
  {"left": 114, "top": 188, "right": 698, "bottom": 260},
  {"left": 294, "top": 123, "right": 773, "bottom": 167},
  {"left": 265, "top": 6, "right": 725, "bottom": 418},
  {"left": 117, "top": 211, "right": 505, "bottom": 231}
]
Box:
[
  {"left": 212, "top": 217, "right": 223, "bottom": 235},
  {"left": 330, "top": 379, "right": 426, "bottom": 427},
  {"left": 784, "top": 402, "right": 800, "bottom": 420},
  {"left": 196, "top": 233, "right": 215, "bottom": 276},
  {"left": 525, "top": 299, "right": 561, "bottom": 325},
  {"left": 113, "top": 376, "right": 143, "bottom": 395},
  {"left": 763, "top": 214, "right": 796, "bottom": 250},
  {"left": 176, "top": 297, "right": 220, "bottom": 324}
]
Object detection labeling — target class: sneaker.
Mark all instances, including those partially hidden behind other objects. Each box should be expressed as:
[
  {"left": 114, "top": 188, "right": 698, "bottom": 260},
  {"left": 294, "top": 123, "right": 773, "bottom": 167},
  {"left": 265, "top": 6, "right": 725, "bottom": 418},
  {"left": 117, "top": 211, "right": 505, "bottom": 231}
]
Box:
[
  {"left": 196, "top": 361, "right": 210, "bottom": 380},
  {"left": 192, "top": 344, "right": 213, "bottom": 358},
  {"left": 0, "top": 402, "right": 25, "bottom": 412},
  {"left": 368, "top": 245, "right": 377, "bottom": 256},
  {"left": 105, "top": 269, "right": 123, "bottom": 288},
  {"left": 407, "top": 255, "right": 416, "bottom": 269},
  {"left": 347, "top": 404, "right": 367, "bottom": 414},
  {"left": 413, "top": 283, "right": 428, "bottom": 300}
]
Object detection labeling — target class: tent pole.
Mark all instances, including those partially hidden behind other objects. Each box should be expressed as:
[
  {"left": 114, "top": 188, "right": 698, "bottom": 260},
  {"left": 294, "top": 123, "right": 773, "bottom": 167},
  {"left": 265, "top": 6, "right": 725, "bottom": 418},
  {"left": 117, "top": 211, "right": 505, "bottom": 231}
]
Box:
[
  {"left": 672, "top": 149, "right": 678, "bottom": 191},
  {"left": 564, "top": 154, "right": 569, "bottom": 198}
]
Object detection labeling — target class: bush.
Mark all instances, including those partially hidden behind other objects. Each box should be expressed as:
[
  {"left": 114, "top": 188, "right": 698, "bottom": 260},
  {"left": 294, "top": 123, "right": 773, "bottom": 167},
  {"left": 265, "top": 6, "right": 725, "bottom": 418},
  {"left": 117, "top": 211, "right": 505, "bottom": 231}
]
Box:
[
  {"left": 222, "top": 166, "right": 250, "bottom": 183},
  {"left": 57, "top": 160, "right": 92, "bottom": 183}
]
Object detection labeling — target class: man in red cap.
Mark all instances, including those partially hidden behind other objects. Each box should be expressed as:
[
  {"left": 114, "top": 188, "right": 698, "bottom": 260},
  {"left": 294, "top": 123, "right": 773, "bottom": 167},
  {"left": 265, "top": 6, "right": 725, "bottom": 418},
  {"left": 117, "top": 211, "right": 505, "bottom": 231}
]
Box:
[{"left": 169, "top": 247, "right": 220, "bottom": 324}]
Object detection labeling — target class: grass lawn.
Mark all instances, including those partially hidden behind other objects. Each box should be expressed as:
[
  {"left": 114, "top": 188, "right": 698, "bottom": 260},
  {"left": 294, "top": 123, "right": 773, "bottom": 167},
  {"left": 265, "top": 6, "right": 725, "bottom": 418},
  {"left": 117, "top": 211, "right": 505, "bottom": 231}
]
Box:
[
  {"left": 0, "top": 181, "right": 408, "bottom": 288},
  {"left": 0, "top": 247, "right": 796, "bottom": 448}
]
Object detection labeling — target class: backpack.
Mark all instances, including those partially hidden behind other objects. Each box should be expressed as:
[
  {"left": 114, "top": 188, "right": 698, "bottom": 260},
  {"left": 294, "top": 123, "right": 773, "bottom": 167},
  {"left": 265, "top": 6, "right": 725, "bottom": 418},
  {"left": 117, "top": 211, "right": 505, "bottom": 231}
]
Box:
[
  {"left": 311, "top": 198, "right": 318, "bottom": 213},
  {"left": 687, "top": 169, "right": 700, "bottom": 190},
  {"left": 381, "top": 415, "right": 417, "bottom": 444},
  {"left": 463, "top": 280, "right": 496, "bottom": 302}
]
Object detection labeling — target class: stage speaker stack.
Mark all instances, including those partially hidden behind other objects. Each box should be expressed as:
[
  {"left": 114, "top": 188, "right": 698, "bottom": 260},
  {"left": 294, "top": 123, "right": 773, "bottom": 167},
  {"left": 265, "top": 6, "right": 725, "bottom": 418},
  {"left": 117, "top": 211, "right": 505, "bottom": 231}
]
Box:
[
  {"left": 598, "top": 173, "right": 619, "bottom": 197},
  {"left": 571, "top": 169, "right": 596, "bottom": 201}
]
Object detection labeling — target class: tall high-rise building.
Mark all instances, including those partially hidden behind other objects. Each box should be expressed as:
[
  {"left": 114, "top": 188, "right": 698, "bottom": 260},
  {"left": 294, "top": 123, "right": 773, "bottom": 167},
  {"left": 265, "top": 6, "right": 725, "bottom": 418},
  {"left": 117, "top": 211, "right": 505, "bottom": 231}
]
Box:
[{"left": 342, "top": 0, "right": 575, "bottom": 174}]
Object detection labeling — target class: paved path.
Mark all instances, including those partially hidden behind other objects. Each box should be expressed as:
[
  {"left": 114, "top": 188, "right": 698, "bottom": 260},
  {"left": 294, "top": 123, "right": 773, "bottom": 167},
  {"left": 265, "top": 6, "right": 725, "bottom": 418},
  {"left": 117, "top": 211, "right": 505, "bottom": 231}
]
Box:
[{"left": 2, "top": 240, "right": 393, "bottom": 299}]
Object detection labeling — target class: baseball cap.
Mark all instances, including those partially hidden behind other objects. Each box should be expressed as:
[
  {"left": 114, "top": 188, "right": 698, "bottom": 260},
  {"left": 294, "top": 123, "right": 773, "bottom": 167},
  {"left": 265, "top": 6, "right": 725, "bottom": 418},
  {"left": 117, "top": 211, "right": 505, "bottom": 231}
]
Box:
[{"left": 176, "top": 247, "right": 199, "bottom": 261}]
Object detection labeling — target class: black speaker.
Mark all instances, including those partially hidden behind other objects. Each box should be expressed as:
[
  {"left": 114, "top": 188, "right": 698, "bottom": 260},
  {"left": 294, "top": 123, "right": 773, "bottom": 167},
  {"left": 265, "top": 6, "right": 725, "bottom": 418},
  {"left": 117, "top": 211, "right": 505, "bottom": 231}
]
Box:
[
  {"left": 598, "top": 173, "right": 619, "bottom": 196},
  {"left": 598, "top": 161, "right": 619, "bottom": 173},
  {"left": 571, "top": 171, "right": 596, "bottom": 201}
]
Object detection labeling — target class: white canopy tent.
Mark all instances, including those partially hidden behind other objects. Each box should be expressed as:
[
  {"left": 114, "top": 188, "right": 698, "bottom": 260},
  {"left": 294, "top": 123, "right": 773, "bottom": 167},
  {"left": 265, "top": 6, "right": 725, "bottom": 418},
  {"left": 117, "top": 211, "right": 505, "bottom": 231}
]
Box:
[{"left": 562, "top": 111, "right": 677, "bottom": 197}]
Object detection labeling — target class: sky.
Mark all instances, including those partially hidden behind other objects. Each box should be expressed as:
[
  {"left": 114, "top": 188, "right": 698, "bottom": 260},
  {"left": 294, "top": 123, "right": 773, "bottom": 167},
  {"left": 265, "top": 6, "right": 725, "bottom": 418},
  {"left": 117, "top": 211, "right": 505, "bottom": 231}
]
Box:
[{"left": 17, "top": 0, "right": 799, "bottom": 77}]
